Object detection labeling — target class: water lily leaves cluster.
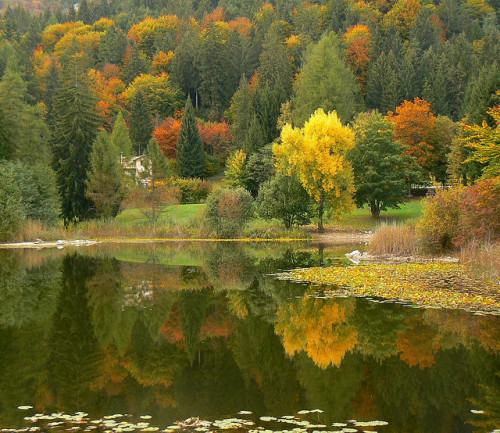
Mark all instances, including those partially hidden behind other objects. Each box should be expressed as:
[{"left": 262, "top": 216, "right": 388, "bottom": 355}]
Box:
[{"left": 280, "top": 263, "right": 500, "bottom": 314}]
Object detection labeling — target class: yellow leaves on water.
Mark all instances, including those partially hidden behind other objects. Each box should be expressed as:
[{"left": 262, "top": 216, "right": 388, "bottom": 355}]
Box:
[{"left": 284, "top": 263, "right": 500, "bottom": 313}]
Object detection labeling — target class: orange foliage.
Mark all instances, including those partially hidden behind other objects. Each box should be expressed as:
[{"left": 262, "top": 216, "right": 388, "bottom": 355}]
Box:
[
  {"left": 276, "top": 298, "right": 358, "bottom": 369},
  {"left": 154, "top": 117, "right": 182, "bottom": 158},
  {"left": 397, "top": 319, "right": 440, "bottom": 368},
  {"left": 152, "top": 51, "right": 175, "bottom": 75},
  {"left": 198, "top": 121, "right": 232, "bottom": 157},
  {"left": 228, "top": 17, "right": 253, "bottom": 36},
  {"left": 89, "top": 68, "right": 126, "bottom": 125},
  {"left": 344, "top": 24, "right": 373, "bottom": 92},
  {"left": 387, "top": 98, "right": 437, "bottom": 168},
  {"left": 92, "top": 348, "right": 128, "bottom": 395},
  {"left": 203, "top": 7, "right": 226, "bottom": 27}
]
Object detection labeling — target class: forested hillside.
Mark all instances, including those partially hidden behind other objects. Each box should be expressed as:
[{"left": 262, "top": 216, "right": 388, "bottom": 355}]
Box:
[{"left": 0, "top": 0, "right": 498, "bottom": 234}]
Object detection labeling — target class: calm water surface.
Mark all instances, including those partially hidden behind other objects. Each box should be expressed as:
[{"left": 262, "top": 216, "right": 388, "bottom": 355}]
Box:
[{"left": 0, "top": 242, "right": 498, "bottom": 433}]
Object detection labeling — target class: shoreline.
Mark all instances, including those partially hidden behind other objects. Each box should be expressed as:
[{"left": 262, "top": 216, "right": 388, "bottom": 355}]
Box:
[{"left": 0, "top": 231, "right": 373, "bottom": 249}]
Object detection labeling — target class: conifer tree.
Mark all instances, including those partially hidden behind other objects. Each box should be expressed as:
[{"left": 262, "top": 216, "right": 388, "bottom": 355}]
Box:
[
  {"left": 292, "top": 32, "right": 361, "bottom": 126},
  {"left": 86, "top": 130, "right": 124, "bottom": 218},
  {"left": 177, "top": 98, "right": 206, "bottom": 178},
  {"left": 129, "top": 89, "right": 153, "bottom": 155},
  {"left": 111, "top": 111, "right": 133, "bottom": 157},
  {"left": 52, "top": 57, "right": 101, "bottom": 225}
]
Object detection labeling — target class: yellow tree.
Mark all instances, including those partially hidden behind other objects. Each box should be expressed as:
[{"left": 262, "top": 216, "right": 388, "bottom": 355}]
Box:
[{"left": 273, "top": 108, "right": 355, "bottom": 231}]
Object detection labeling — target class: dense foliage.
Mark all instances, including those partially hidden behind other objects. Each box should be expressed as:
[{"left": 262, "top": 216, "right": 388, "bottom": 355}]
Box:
[{"left": 0, "top": 0, "right": 498, "bottom": 235}]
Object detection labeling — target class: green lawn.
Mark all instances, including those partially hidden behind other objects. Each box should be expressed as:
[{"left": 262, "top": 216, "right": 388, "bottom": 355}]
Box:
[
  {"left": 116, "top": 203, "right": 206, "bottom": 227},
  {"left": 329, "top": 199, "right": 423, "bottom": 231}
]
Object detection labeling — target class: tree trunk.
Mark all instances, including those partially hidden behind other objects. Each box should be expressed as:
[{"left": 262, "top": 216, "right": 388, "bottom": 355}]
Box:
[
  {"left": 370, "top": 201, "right": 380, "bottom": 218},
  {"left": 318, "top": 192, "right": 325, "bottom": 232}
]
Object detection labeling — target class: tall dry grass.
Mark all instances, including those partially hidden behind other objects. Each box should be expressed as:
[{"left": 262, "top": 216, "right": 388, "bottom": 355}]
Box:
[
  {"left": 459, "top": 240, "right": 500, "bottom": 282},
  {"left": 368, "top": 223, "right": 422, "bottom": 256}
]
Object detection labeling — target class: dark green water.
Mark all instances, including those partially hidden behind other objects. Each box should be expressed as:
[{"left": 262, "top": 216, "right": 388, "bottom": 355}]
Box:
[{"left": 0, "top": 242, "right": 498, "bottom": 433}]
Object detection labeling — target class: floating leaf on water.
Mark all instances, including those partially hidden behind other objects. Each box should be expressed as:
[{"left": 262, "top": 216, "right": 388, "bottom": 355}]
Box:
[
  {"left": 310, "top": 410, "right": 323, "bottom": 414},
  {"left": 297, "top": 411, "right": 310, "bottom": 415},
  {"left": 18, "top": 406, "right": 33, "bottom": 411},
  {"left": 238, "top": 411, "right": 253, "bottom": 415},
  {"left": 332, "top": 424, "right": 347, "bottom": 428},
  {"left": 470, "top": 409, "right": 485, "bottom": 414},
  {"left": 140, "top": 416, "right": 152, "bottom": 420},
  {"left": 259, "top": 417, "right": 277, "bottom": 422},
  {"left": 341, "top": 429, "right": 357, "bottom": 433},
  {"left": 353, "top": 421, "right": 388, "bottom": 427}
]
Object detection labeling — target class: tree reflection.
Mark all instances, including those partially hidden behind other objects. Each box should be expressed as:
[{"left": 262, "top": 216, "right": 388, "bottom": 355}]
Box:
[{"left": 276, "top": 298, "right": 358, "bottom": 368}]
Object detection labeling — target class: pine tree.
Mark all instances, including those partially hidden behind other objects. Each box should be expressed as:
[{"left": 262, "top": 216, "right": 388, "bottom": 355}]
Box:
[
  {"left": 292, "top": 31, "right": 361, "bottom": 126},
  {"left": 86, "top": 130, "right": 124, "bottom": 218},
  {"left": 77, "top": 0, "right": 94, "bottom": 24},
  {"left": 123, "top": 42, "right": 148, "bottom": 85},
  {"left": 111, "top": 111, "right": 133, "bottom": 157},
  {"left": 98, "top": 25, "right": 127, "bottom": 66},
  {"left": 177, "top": 98, "right": 206, "bottom": 178},
  {"left": 52, "top": 57, "right": 101, "bottom": 225},
  {"left": 129, "top": 89, "right": 153, "bottom": 155}
]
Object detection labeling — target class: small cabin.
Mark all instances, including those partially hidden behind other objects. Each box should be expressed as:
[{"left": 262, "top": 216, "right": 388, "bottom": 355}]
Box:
[{"left": 120, "top": 154, "right": 151, "bottom": 184}]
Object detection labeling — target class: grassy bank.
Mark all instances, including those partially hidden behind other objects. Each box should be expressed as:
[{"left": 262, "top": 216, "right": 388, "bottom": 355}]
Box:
[
  {"left": 329, "top": 200, "right": 423, "bottom": 231},
  {"left": 8, "top": 200, "right": 423, "bottom": 243}
]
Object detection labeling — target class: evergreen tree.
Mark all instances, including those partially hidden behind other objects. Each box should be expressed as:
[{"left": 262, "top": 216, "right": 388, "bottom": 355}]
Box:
[
  {"left": 42, "top": 58, "right": 60, "bottom": 131},
  {"left": 199, "top": 21, "right": 231, "bottom": 119},
  {"left": 292, "top": 32, "right": 361, "bottom": 125},
  {"left": 123, "top": 42, "right": 148, "bottom": 85},
  {"left": 77, "top": 0, "right": 94, "bottom": 24},
  {"left": 227, "top": 76, "right": 255, "bottom": 149},
  {"left": 0, "top": 59, "right": 49, "bottom": 163},
  {"left": 86, "top": 130, "right": 124, "bottom": 218},
  {"left": 52, "top": 57, "right": 101, "bottom": 225},
  {"left": 170, "top": 28, "right": 201, "bottom": 106},
  {"left": 257, "top": 28, "right": 293, "bottom": 102},
  {"left": 462, "top": 64, "right": 500, "bottom": 126},
  {"left": 129, "top": 89, "right": 153, "bottom": 155},
  {"left": 98, "top": 25, "right": 127, "bottom": 66},
  {"left": 111, "top": 111, "right": 133, "bottom": 157},
  {"left": 177, "top": 98, "right": 206, "bottom": 179}
]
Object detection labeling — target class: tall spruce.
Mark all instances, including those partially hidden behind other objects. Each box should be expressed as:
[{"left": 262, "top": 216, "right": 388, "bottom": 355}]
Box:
[
  {"left": 111, "top": 111, "right": 133, "bottom": 157},
  {"left": 129, "top": 89, "right": 153, "bottom": 155},
  {"left": 86, "top": 130, "right": 124, "bottom": 218},
  {"left": 52, "top": 57, "right": 101, "bottom": 225},
  {"left": 177, "top": 98, "right": 206, "bottom": 179}
]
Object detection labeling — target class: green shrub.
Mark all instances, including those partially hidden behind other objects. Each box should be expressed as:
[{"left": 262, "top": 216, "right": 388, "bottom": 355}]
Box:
[
  {"left": 257, "top": 174, "right": 313, "bottom": 228},
  {"left": 205, "top": 187, "right": 254, "bottom": 238},
  {"left": 166, "top": 177, "right": 212, "bottom": 204},
  {"left": 243, "top": 218, "right": 306, "bottom": 239}
]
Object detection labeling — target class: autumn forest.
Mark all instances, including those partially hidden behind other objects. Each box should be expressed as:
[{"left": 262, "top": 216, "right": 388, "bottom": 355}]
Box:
[{"left": 0, "top": 0, "right": 498, "bottom": 243}]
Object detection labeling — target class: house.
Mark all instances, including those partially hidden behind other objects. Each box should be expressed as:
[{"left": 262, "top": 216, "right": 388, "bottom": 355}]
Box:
[{"left": 120, "top": 154, "right": 152, "bottom": 184}]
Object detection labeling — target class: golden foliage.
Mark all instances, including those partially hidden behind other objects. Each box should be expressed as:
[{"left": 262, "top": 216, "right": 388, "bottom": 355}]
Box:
[
  {"left": 276, "top": 298, "right": 358, "bottom": 368},
  {"left": 274, "top": 108, "right": 355, "bottom": 217}
]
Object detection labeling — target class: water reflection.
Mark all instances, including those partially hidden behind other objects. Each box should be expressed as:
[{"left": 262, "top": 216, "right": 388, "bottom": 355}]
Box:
[{"left": 0, "top": 243, "right": 498, "bottom": 433}]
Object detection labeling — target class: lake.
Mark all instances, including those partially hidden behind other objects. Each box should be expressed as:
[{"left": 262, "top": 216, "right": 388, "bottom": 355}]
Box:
[{"left": 0, "top": 242, "right": 498, "bottom": 433}]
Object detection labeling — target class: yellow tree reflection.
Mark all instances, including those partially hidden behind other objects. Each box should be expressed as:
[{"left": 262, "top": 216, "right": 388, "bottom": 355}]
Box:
[{"left": 276, "top": 298, "right": 358, "bottom": 368}]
